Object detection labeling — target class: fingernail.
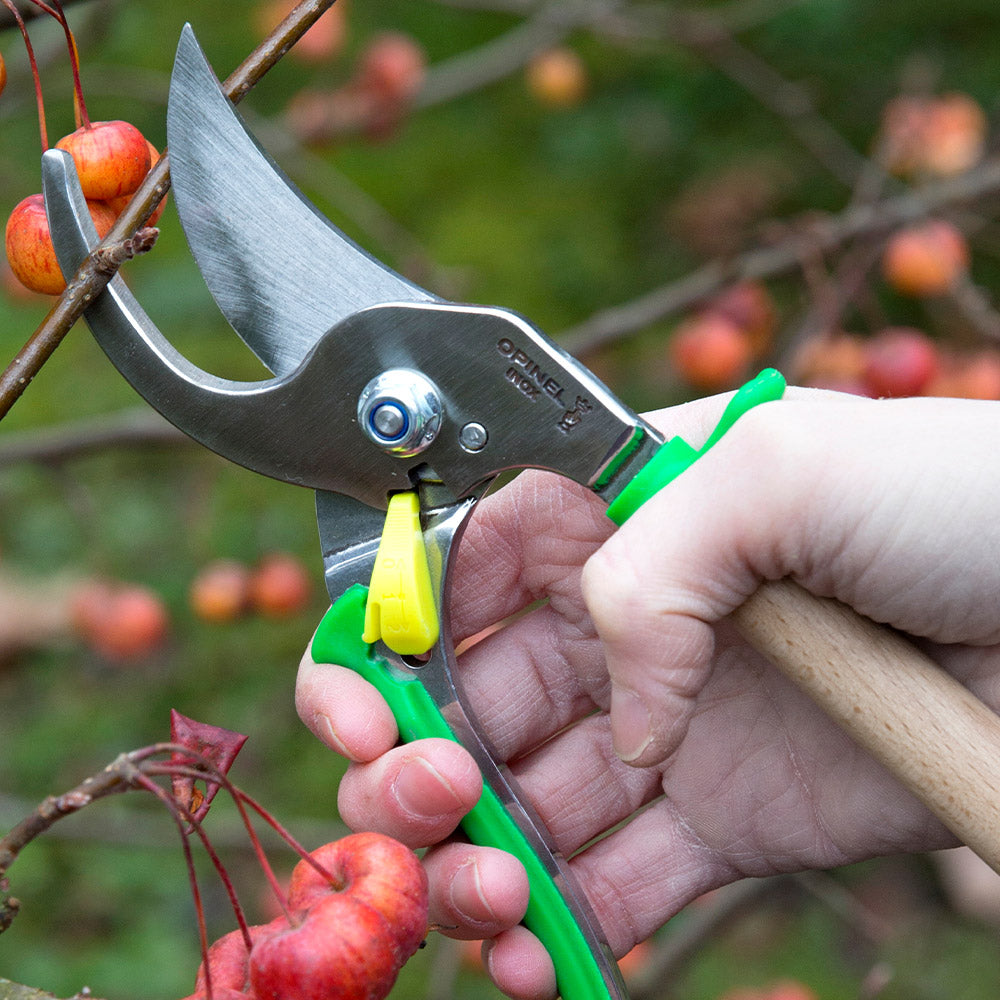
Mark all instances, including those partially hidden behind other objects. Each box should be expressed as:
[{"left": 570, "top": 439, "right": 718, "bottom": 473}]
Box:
[
  {"left": 481, "top": 938, "right": 496, "bottom": 975},
  {"left": 393, "top": 756, "right": 463, "bottom": 820},
  {"left": 315, "top": 712, "right": 350, "bottom": 758},
  {"left": 611, "top": 688, "right": 652, "bottom": 763},
  {"left": 450, "top": 857, "right": 496, "bottom": 924}
]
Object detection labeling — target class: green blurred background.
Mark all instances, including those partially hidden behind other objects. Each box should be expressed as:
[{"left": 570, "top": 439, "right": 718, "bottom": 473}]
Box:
[{"left": 1, "top": 1, "right": 1000, "bottom": 997}]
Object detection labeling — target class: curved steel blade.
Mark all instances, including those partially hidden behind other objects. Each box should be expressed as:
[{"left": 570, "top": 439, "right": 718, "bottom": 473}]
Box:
[{"left": 167, "top": 23, "right": 434, "bottom": 376}]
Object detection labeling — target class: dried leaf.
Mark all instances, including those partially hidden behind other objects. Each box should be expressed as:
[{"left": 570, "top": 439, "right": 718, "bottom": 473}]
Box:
[{"left": 169, "top": 709, "right": 248, "bottom": 825}]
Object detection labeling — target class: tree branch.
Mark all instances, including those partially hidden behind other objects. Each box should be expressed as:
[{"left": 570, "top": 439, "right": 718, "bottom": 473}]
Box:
[
  {"left": 560, "top": 155, "right": 1000, "bottom": 356},
  {"left": 0, "top": 0, "right": 341, "bottom": 421},
  {"left": 0, "top": 979, "right": 101, "bottom": 1000},
  {"left": 0, "top": 407, "right": 190, "bottom": 466},
  {"left": 0, "top": 0, "right": 92, "bottom": 30}
]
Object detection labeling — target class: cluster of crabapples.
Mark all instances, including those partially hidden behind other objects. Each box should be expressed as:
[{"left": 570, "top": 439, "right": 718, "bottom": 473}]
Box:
[
  {"left": 188, "top": 553, "right": 313, "bottom": 625},
  {"left": 182, "top": 832, "right": 429, "bottom": 1000},
  {"left": 67, "top": 552, "right": 311, "bottom": 663},
  {"left": 667, "top": 90, "right": 993, "bottom": 400},
  {"left": 6, "top": 121, "right": 163, "bottom": 295},
  {"left": 670, "top": 256, "right": 1000, "bottom": 401},
  {"left": 1, "top": 0, "right": 164, "bottom": 295},
  {"left": 795, "top": 210, "right": 995, "bottom": 399}
]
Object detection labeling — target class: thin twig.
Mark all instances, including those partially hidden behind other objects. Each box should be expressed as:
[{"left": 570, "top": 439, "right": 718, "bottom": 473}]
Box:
[
  {"left": 0, "top": 0, "right": 340, "bottom": 420},
  {"left": 0, "top": 0, "right": 90, "bottom": 29},
  {"left": 0, "top": 790, "right": 348, "bottom": 851},
  {"left": 667, "top": 10, "right": 878, "bottom": 188},
  {"left": 629, "top": 878, "right": 784, "bottom": 1000},
  {"left": 0, "top": 755, "right": 133, "bottom": 875},
  {"left": 0, "top": 407, "right": 190, "bottom": 467},
  {"left": 559, "top": 155, "right": 1000, "bottom": 357}
]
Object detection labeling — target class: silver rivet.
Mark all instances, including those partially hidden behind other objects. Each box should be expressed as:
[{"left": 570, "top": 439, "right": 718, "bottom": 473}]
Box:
[{"left": 459, "top": 422, "right": 488, "bottom": 452}]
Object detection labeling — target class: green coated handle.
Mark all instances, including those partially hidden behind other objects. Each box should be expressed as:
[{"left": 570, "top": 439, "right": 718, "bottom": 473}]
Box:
[
  {"left": 312, "top": 584, "right": 618, "bottom": 1000},
  {"left": 606, "top": 368, "right": 786, "bottom": 524}
]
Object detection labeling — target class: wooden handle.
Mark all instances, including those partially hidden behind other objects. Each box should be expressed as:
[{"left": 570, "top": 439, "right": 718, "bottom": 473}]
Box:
[{"left": 731, "top": 579, "right": 1000, "bottom": 874}]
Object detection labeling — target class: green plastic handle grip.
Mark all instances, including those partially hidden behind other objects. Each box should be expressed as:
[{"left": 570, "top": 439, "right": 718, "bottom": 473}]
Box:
[
  {"left": 606, "top": 368, "right": 786, "bottom": 524},
  {"left": 312, "top": 584, "right": 616, "bottom": 1000}
]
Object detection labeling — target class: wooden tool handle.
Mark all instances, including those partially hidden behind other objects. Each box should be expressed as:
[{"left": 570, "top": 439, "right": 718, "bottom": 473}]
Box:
[{"left": 731, "top": 578, "right": 1000, "bottom": 874}]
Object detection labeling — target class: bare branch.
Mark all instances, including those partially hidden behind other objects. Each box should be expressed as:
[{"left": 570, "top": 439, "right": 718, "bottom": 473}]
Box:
[
  {"left": 0, "top": 0, "right": 341, "bottom": 421},
  {"left": 0, "top": 0, "right": 92, "bottom": 29},
  {"left": 560, "top": 156, "right": 1000, "bottom": 357},
  {"left": 0, "top": 407, "right": 190, "bottom": 467},
  {"left": 416, "top": 0, "right": 599, "bottom": 109}
]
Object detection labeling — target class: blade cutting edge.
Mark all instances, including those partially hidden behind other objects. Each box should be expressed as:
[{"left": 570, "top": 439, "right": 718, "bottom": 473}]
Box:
[{"left": 167, "top": 24, "right": 434, "bottom": 377}]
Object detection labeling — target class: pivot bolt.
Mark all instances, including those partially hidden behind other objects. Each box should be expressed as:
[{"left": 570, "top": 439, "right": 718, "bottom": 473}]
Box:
[{"left": 358, "top": 370, "right": 442, "bottom": 457}]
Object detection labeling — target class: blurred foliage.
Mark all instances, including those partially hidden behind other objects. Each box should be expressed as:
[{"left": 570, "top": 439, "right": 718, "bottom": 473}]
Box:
[{"left": 0, "top": 0, "right": 999, "bottom": 998}]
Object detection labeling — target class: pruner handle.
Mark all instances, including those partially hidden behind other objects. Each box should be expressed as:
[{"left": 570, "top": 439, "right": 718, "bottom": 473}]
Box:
[
  {"left": 312, "top": 585, "right": 626, "bottom": 1000},
  {"left": 733, "top": 579, "right": 1000, "bottom": 874}
]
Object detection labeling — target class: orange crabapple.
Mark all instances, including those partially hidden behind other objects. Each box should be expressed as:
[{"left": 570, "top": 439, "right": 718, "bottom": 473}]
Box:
[
  {"left": 952, "top": 350, "right": 1000, "bottom": 400},
  {"left": 55, "top": 120, "right": 151, "bottom": 201},
  {"left": 189, "top": 559, "right": 253, "bottom": 624},
  {"left": 105, "top": 139, "right": 168, "bottom": 225},
  {"left": 924, "top": 349, "right": 1000, "bottom": 401},
  {"left": 882, "top": 219, "right": 969, "bottom": 298},
  {"left": 921, "top": 92, "right": 988, "bottom": 175},
  {"left": 880, "top": 92, "right": 986, "bottom": 177},
  {"left": 790, "top": 331, "right": 868, "bottom": 391},
  {"left": 526, "top": 47, "right": 588, "bottom": 108}
]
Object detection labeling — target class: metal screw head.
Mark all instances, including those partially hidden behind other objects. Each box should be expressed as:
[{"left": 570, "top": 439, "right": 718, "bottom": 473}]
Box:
[
  {"left": 459, "top": 422, "right": 488, "bottom": 452},
  {"left": 357, "top": 369, "right": 443, "bottom": 457}
]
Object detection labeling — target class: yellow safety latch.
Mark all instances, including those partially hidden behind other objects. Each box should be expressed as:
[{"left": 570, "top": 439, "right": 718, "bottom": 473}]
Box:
[{"left": 363, "top": 491, "right": 440, "bottom": 656}]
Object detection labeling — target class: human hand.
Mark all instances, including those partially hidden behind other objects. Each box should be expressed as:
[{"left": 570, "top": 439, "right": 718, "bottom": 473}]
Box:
[{"left": 296, "top": 386, "right": 1000, "bottom": 999}]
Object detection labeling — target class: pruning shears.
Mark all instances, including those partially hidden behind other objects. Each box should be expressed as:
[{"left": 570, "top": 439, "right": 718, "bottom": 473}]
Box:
[{"left": 42, "top": 24, "right": 1000, "bottom": 1000}]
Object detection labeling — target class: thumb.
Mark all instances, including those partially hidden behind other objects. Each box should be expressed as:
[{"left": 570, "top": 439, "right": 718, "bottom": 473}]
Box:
[{"left": 582, "top": 388, "right": 835, "bottom": 768}]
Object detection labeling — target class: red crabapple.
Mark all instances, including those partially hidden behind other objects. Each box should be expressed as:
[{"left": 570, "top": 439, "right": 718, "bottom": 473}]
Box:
[
  {"left": 248, "top": 553, "right": 312, "bottom": 618},
  {"left": 357, "top": 33, "right": 426, "bottom": 104},
  {"left": 70, "top": 578, "right": 168, "bottom": 661},
  {"left": 705, "top": 280, "right": 776, "bottom": 357},
  {"left": 669, "top": 312, "right": 753, "bottom": 390},
  {"left": 863, "top": 327, "right": 939, "bottom": 398},
  {"left": 5, "top": 193, "right": 116, "bottom": 295},
  {"left": 251, "top": 833, "right": 429, "bottom": 1000}
]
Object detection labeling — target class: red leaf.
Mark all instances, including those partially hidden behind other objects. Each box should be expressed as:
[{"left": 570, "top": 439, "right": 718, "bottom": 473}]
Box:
[{"left": 170, "top": 709, "right": 248, "bottom": 824}]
